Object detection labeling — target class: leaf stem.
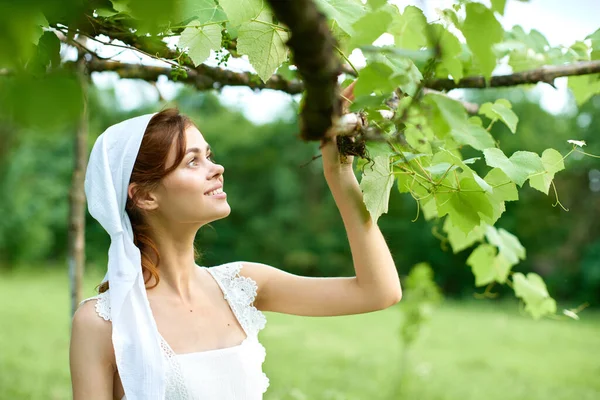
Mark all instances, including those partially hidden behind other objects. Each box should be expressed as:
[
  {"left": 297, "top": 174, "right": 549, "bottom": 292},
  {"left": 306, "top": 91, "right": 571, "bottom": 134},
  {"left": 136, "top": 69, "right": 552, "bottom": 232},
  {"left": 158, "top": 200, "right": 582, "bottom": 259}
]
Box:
[
  {"left": 251, "top": 19, "right": 289, "bottom": 31},
  {"left": 334, "top": 46, "right": 359, "bottom": 76}
]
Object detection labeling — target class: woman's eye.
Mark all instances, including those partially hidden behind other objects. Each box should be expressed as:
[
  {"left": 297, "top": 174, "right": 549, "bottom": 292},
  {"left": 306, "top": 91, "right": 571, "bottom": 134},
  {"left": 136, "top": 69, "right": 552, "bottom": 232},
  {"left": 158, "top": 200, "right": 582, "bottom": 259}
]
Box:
[{"left": 188, "top": 154, "right": 215, "bottom": 166}]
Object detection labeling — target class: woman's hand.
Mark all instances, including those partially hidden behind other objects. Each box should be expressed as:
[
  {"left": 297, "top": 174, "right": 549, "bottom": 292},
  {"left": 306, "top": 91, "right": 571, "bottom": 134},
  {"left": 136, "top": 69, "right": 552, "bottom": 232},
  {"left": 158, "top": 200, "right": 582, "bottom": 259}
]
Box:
[{"left": 320, "top": 80, "right": 356, "bottom": 181}]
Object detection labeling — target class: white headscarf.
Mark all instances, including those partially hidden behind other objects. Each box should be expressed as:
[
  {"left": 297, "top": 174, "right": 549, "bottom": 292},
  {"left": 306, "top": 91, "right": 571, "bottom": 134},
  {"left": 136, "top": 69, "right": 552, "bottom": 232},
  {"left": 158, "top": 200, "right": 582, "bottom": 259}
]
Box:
[{"left": 84, "top": 112, "right": 166, "bottom": 399}]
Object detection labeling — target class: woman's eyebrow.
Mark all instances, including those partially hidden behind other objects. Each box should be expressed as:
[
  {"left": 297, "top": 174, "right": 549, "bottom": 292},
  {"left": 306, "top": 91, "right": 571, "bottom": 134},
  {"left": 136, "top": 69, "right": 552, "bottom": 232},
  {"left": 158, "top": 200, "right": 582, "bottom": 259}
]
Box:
[{"left": 185, "top": 145, "right": 211, "bottom": 155}]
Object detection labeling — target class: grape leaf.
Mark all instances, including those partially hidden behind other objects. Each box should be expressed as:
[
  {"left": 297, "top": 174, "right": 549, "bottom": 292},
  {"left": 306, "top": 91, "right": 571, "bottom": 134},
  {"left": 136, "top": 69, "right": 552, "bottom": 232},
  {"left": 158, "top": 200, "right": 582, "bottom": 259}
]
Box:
[
  {"left": 587, "top": 28, "right": 600, "bottom": 60},
  {"left": 237, "top": 11, "right": 289, "bottom": 82},
  {"left": 426, "top": 93, "right": 495, "bottom": 151},
  {"left": 179, "top": 24, "right": 222, "bottom": 66},
  {"left": 568, "top": 74, "right": 600, "bottom": 106},
  {"left": 365, "top": 52, "right": 423, "bottom": 97},
  {"left": 314, "top": 0, "right": 366, "bottom": 35},
  {"left": 117, "top": 0, "right": 177, "bottom": 32},
  {"left": 275, "top": 61, "right": 297, "bottom": 81},
  {"left": 388, "top": 5, "right": 427, "bottom": 50},
  {"left": 490, "top": 0, "right": 507, "bottom": 15},
  {"left": 513, "top": 272, "right": 557, "bottom": 319},
  {"left": 466, "top": 244, "right": 512, "bottom": 286},
  {"left": 529, "top": 148, "right": 565, "bottom": 194},
  {"left": 176, "top": 0, "right": 227, "bottom": 24},
  {"left": 484, "top": 226, "right": 525, "bottom": 266},
  {"left": 432, "top": 149, "right": 491, "bottom": 195},
  {"left": 360, "top": 155, "right": 394, "bottom": 223},
  {"left": 483, "top": 148, "right": 545, "bottom": 187},
  {"left": 367, "top": 0, "right": 387, "bottom": 10},
  {"left": 484, "top": 167, "right": 518, "bottom": 201},
  {"left": 452, "top": 123, "right": 497, "bottom": 151},
  {"left": 443, "top": 217, "right": 484, "bottom": 253},
  {"left": 348, "top": 9, "right": 392, "bottom": 50},
  {"left": 354, "top": 61, "right": 408, "bottom": 97},
  {"left": 219, "top": 0, "right": 263, "bottom": 27},
  {"left": 460, "top": 3, "right": 503, "bottom": 79},
  {"left": 420, "top": 196, "right": 438, "bottom": 221},
  {"left": 430, "top": 24, "right": 463, "bottom": 83},
  {"left": 435, "top": 176, "right": 494, "bottom": 233},
  {"left": 479, "top": 99, "right": 518, "bottom": 133}
]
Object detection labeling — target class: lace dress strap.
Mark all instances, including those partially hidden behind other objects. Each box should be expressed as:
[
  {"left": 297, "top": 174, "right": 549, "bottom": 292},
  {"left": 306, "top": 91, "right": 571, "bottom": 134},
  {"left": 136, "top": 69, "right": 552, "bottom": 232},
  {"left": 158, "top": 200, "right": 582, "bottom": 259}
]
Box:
[
  {"left": 206, "top": 261, "right": 267, "bottom": 337},
  {"left": 79, "top": 292, "right": 111, "bottom": 321}
]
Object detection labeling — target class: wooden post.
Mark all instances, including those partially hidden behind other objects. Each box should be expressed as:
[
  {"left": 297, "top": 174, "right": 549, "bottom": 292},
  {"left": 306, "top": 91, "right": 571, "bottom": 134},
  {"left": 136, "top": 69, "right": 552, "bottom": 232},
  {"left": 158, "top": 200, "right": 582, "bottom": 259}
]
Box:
[{"left": 69, "top": 43, "right": 89, "bottom": 318}]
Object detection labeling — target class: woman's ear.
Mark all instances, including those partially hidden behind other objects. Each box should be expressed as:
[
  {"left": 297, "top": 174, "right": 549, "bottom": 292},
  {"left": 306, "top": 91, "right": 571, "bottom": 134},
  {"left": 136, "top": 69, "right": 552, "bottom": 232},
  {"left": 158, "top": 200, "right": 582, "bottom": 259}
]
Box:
[{"left": 127, "top": 183, "right": 158, "bottom": 211}]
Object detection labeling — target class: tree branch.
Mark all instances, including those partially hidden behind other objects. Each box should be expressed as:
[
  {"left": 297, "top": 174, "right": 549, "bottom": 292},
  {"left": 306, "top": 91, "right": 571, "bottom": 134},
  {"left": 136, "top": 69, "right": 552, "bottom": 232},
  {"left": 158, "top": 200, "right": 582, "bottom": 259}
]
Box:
[
  {"left": 426, "top": 60, "right": 600, "bottom": 90},
  {"left": 265, "top": 0, "right": 342, "bottom": 141},
  {"left": 73, "top": 56, "right": 305, "bottom": 93}
]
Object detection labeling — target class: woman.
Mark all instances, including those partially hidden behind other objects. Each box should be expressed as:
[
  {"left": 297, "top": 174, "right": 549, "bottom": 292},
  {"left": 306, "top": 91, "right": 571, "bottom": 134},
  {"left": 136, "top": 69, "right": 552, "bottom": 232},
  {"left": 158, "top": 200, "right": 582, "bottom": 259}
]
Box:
[{"left": 69, "top": 83, "right": 402, "bottom": 399}]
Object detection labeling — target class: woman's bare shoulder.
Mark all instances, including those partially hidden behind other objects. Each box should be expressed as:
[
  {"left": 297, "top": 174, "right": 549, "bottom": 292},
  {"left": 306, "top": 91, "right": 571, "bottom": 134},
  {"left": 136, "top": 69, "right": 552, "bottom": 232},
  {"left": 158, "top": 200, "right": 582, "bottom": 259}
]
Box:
[
  {"left": 70, "top": 298, "right": 117, "bottom": 397},
  {"left": 71, "top": 297, "right": 115, "bottom": 366}
]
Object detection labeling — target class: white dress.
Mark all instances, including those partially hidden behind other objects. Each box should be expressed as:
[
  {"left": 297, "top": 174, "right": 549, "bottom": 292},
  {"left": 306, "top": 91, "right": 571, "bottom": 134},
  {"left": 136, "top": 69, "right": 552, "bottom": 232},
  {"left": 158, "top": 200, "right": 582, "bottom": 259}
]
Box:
[{"left": 79, "top": 262, "right": 270, "bottom": 399}]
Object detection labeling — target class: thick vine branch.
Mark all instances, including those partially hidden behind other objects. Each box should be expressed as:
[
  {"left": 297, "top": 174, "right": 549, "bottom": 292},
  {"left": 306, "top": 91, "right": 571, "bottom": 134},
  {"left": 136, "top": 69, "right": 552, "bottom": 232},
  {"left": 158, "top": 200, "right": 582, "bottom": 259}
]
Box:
[
  {"left": 426, "top": 60, "right": 600, "bottom": 90},
  {"left": 265, "top": 0, "right": 342, "bottom": 141}
]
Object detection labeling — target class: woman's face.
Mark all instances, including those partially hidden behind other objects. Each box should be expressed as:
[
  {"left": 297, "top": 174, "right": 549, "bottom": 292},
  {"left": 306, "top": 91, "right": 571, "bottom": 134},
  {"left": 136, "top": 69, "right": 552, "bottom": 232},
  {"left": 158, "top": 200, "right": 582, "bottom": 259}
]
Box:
[{"left": 152, "top": 124, "right": 230, "bottom": 226}]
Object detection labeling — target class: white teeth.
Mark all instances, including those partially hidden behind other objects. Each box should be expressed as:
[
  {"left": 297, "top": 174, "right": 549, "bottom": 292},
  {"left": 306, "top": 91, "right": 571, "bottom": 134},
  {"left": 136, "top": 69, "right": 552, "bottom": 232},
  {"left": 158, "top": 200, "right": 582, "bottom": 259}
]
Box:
[{"left": 206, "top": 188, "right": 223, "bottom": 196}]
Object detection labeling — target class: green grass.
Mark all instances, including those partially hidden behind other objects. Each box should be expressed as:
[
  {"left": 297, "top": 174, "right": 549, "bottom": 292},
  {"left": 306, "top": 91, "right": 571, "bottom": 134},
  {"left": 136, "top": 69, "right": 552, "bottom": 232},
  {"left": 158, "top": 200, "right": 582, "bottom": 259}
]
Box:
[{"left": 1, "top": 267, "right": 599, "bottom": 400}]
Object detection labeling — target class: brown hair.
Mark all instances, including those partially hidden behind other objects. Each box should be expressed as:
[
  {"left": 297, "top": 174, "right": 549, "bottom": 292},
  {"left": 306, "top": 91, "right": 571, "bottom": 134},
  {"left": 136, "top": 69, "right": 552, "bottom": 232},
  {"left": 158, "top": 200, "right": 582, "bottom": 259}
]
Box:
[{"left": 97, "top": 108, "right": 203, "bottom": 294}]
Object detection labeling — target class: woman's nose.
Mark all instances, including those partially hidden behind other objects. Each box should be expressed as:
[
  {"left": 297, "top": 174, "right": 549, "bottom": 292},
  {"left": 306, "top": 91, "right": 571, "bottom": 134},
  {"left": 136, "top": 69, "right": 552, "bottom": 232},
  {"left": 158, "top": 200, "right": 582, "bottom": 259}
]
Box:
[{"left": 212, "top": 162, "right": 225, "bottom": 177}]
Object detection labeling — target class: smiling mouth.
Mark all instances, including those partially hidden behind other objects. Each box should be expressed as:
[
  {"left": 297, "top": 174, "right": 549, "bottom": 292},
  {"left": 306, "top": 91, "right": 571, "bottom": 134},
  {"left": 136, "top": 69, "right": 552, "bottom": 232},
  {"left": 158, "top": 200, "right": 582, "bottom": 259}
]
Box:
[{"left": 205, "top": 188, "right": 225, "bottom": 196}]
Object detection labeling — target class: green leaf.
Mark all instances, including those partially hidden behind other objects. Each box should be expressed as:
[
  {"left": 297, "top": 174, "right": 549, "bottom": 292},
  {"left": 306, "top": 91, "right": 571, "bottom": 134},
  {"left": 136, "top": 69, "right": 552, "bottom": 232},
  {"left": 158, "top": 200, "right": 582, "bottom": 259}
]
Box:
[
  {"left": 483, "top": 148, "right": 545, "bottom": 187},
  {"left": 237, "top": 12, "right": 289, "bottom": 82},
  {"left": 484, "top": 168, "right": 518, "bottom": 202},
  {"left": 366, "top": 141, "right": 395, "bottom": 158},
  {"left": 568, "top": 74, "right": 600, "bottom": 106},
  {"left": 367, "top": 0, "right": 388, "bottom": 10},
  {"left": 479, "top": 99, "right": 518, "bottom": 133},
  {"left": 176, "top": 0, "right": 227, "bottom": 24},
  {"left": 466, "top": 244, "right": 512, "bottom": 286},
  {"left": 360, "top": 155, "right": 394, "bottom": 223},
  {"left": 0, "top": 7, "right": 48, "bottom": 68},
  {"left": 120, "top": 0, "right": 178, "bottom": 32},
  {"left": 587, "top": 28, "right": 600, "bottom": 60},
  {"left": 430, "top": 24, "right": 463, "bottom": 83},
  {"left": 460, "top": 3, "right": 503, "bottom": 79},
  {"left": 355, "top": 61, "right": 405, "bottom": 97},
  {"left": 435, "top": 176, "right": 494, "bottom": 234},
  {"left": 513, "top": 273, "right": 557, "bottom": 319},
  {"left": 396, "top": 172, "right": 428, "bottom": 197},
  {"left": 420, "top": 196, "right": 438, "bottom": 221},
  {"left": 426, "top": 94, "right": 495, "bottom": 150},
  {"left": 0, "top": 71, "right": 82, "bottom": 130},
  {"left": 452, "top": 123, "right": 497, "bottom": 151},
  {"left": 364, "top": 52, "right": 423, "bottom": 97},
  {"left": 490, "top": 0, "right": 507, "bottom": 15},
  {"left": 110, "top": 0, "right": 131, "bottom": 14},
  {"left": 424, "top": 162, "right": 459, "bottom": 179},
  {"left": 348, "top": 9, "right": 392, "bottom": 49},
  {"left": 27, "top": 31, "right": 61, "bottom": 74},
  {"left": 314, "top": 0, "right": 366, "bottom": 35},
  {"left": 443, "top": 217, "right": 484, "bottom": 253},
  {"left": 484, "top": 226, "right": 525, "bottom": 266},
  {"left": 502, "top": 26, "right": 552, "bottom": 72},
  {"left": 529, "top": 148, "right": 565, "bottom": 194},
  {"left": 389, "top": 5, "right": 427, "bottom": 50},
  {"left": 179, "top": 24, "right": 222, "bottom": 66},
  {"left": 219, "top": 0, "right": 264, "bottom": 27}
]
